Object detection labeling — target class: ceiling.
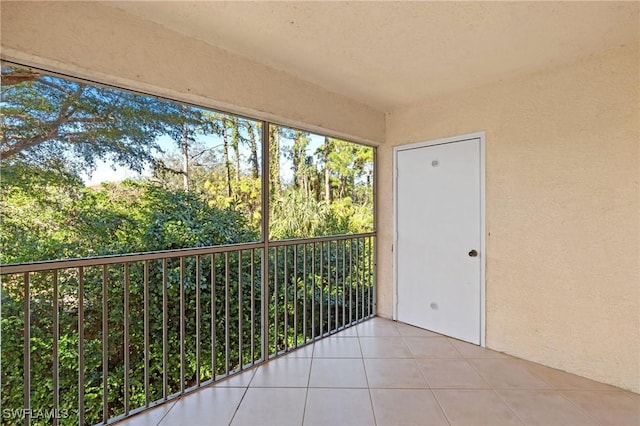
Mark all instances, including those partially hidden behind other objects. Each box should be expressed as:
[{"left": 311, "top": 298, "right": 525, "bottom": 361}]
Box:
[{"left": 107, "top": 1, "right": 638, "bottom": 112}]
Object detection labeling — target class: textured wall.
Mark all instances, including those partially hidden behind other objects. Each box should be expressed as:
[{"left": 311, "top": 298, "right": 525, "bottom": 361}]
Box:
[
  {"left": 0, "top": 1, "right": 384, "bottom": 145},
  {"left": 379, "top": 45, "right": 639, "bottom": 392},
  {"left": 3, "top": 0, "right": 638, "bottom": 394}
]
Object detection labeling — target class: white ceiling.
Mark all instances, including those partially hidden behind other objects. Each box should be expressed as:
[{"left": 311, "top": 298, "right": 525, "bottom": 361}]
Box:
[{"left": 108, "top": 1, "right": 638, "bottom": 112}]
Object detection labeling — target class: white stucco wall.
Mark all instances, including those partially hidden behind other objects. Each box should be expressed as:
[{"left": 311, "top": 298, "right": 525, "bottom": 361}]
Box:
[
  {"left": 0, "top": 1, "right": 385, "bottom": 145},
  {"left": 378, "top": 45, "right": 640, "bottom": 392}
]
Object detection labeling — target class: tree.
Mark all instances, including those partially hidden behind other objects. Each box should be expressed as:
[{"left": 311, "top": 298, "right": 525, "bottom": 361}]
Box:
[
  {"left": 269, "top": 125, "right": 281, "bottom": 194},
  {"left": 1, "top": 65, "right": 191, "bottom": 176},
  {"left": 245, "top": 120, "right": 261, "bottom": 179}
]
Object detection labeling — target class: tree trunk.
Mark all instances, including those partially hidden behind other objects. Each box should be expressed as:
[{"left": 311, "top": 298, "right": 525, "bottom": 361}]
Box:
[
  {"left": 223, "top": 130, "right": 232, "bottom": 198},
  {"left": 246, "top": 121, "right": 260, "bottom": 179},
  {"left": 269, "top": 126, "right": 280, "bottom": 194},
  {"left": 231, "top": 118, "right": 241, "bottom": 182},
  {"left": 324, "top": 137, "right": 331, "bottom": 203},
  {"left": 182, "top": 121, "right": 189, "bottom": 191},
  {"left": 292, "top": 131, "right": 301, "bottom": 189}
]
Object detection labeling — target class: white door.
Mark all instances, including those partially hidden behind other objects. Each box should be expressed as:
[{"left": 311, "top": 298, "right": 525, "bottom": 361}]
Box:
[{"left": 395, "top": 135, "right": 484, "bottom": 344}]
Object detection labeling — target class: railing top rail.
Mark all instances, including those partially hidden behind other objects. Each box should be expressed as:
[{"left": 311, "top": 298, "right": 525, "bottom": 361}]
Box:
[
  {"left": 268, "top": 232, "right": 376, "bottom": 247},
  {"left": 0, "top": 232, "right": 376, "bottom": 274}
]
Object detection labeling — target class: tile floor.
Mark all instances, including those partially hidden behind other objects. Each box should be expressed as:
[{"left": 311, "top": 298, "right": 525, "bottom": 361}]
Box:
[{"left": 119, "top": 317, "right": 639, "bottom": 426}]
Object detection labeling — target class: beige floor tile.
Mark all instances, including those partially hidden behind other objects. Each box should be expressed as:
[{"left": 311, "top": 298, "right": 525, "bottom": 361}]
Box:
[
  {"left": 313, "top": 336, "right": 362, "bottom": 358},
  {"left": 624, "top": 390, "right": 640, "bottom": 404},
  {"left": 469, "top": 358, "right": 553, "bottom": 389},
  {"left": 159, "top": 387, "right": 246, "bottom": 425},
  {"left": 304, "top": 388, "right": 375, "bottom": 426},
  {"left": 395, "top": 321, "right": 440, "bottom": 337},
  {"left": 355, "top": 319, "right": 400, "bottom": 336},
  {"left": 212, "top": 368, "right": 256, "bottom": 387},
  {"left": 447, "top": 338, "right": 509, "bottom": 358},
  {"left": 112, "top": 318, "right": 640, "bottom": 426},
  {"left": 417, "top": 358, "right": 489, "bottom": 389},
  {"left": 231, "top": 388, "right": 306, "bottom": 426},
  {"left": 370, "top": 389, "right": 448, "bottom": 426},
  {"left": 309, "top": 358, "right": 368, "bottom": 388},
  {"left": 434, "top": 389, "right": 522, "bottom": 425},
  {"left": 332, "top": 326, "right": 359, "bottom": 337},
  {"left": 118, "top": 401, "right": 176, "bottom": 426},
  {"left": 250, "top": 357, "right": 312, "bottom": 387},
  {"left": 365, "top": 358, "right": 429, "bottom": 388},
  {"left": 286, "top": 342, "right": 315, "bottom": 358},
  {"left": 498, "top": 390, "right": 598, "bottom": 425},
  {"left": 523, "top": 362, "right": 618, "bottom": 391},
  {"left": 364, "top": 317, "right": 394, "bottom": 324},
  {"left": 404, "top": 337, "right": 461, "bottom": 358},
  {"left": 561, "top": 390, "right": 640, "bottom": 426},
  {"left": 359, "top": 336, "right": 413, "bottom": 358}
]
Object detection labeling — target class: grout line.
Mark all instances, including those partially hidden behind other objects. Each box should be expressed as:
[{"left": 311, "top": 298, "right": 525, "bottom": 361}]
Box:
[
  {"left": 415, "top": 359, "right": 434, "bottom": 389},
  {"left": 557, "top": 390, "right": 608, "bottom": 425},
  {"left": 459, "top": 357, "right": 492, "bottom": 389},
  {"left": 226, "top": 369, "right": 257, "bottom": 425},
  {"left": 300, "top": 342, "right": 315, "bottom": 424},
  {"left": 430, "top": 388, "right": 453, "bottom": 426},
  {"left": 226, "top": 386, "right": 251, "bottom": 426},
  {"left": 360, "top": 330, "right": 378, "bottom": 426},
  {"left": 154, "top": 399, "right": 178, "bottom": 426},
  {"left": 491, "top": 388, "right": 526, "bottom": 425}
]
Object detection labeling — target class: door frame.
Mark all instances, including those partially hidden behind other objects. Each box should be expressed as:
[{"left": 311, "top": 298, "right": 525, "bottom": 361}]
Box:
[{"left": 392, "top": 131, "right": 486, "bottom": 347}]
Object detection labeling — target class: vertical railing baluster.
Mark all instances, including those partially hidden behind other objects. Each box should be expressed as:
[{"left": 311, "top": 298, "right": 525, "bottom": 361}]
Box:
[
  {"left": 326, "top": 242, "right": 331, "bottom": 333},
  {"left": 319, "top": 242, "right": 323, "bottom": 336},
  {"left": 162, "top": 259, "right": 168, "bottom": 400},
  {"left": 196, "top": 255, "right": 201, "bottom": 386},
  {"left": 368, "top": 237, "right": 373, "bottom": 317},
  {"left": 360, "top": 238, "right": 365, "bottom": 320},
  {"left": 180, "top": 257, "right": 185, "bottom": 394},
  {"left": 342, "top": 240, "right": 346, "bottom": 329},
  {"left": 224, "top": 252, "right": 230, "bottom": 373},
  {"left": 311, "top": 243, "right": 316, "bottom": 339},
  {"left": 355, "top": 239, "right": 359, "bottom": 321},
  {"left": 349, "top": 239, "right": 353, "bottom": 325},
  {"left": 293, "top": 244, "right": 298, "bottom": 348},
  {"left": 52, "top": 270, "right": 59, "bottom": 426},
  {"left": 273, "top": 247, "right": 278, "bottom": 352},
  {"left": 78, "top": 267, "right": 85, "bottom": 426},
  {"left": 303, "top": 244, "right": 307, "bottom": 342},
  {"left": 211, "top": 253, "right": 216, "bottom": 380},
  {"left": 144, "top": 261, "right": 150, "bottom": 406},
  {"left": 250, "top": 249, "right": 255, "bottom": 364},
  {"left": 365, "top": 238, "right": 369, "bottom": 317},
  {"left": 261, "top": 247, "right": 269, "bottom": 362},
  {"left": 335, "top": 241, "right": 339, "bottom": 331},
  {"left": 124, "top": 263, "right": 130, "bottom": 415},
  {"left": 238, "top": 251, "right": 243, "bottom": 369},
  {"left": 372, "top": 237, "right": 377, "bottom": 316},
  {"left": 23, "top": 273, "right": 30, "bottom": 426},
  {"left": 102, "top": 265, "right": 108, "bottom": 424},
  {"left": 284, "top": 246, "right": 288, "bottom": 351},
  {"left": 260, "top": 247, "right": 268, "bottom": 362}
]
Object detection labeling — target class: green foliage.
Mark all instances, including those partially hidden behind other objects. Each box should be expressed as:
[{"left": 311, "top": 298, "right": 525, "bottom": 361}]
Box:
[
  {"left": 0, "top": 169, "right": 257, "bottom": 264},
  {"left": 1, "top": 69, "right": 374, "bottom": 425},
  {"left": 1, "top": 66, "right": 194, "bottom": 177}
]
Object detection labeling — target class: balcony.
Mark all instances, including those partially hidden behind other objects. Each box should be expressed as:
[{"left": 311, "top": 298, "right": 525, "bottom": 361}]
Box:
[
  {"left": 1, "top": 3, "right": 639, "bottom": 424},
  {"left": 118, "top": 316, "right": 638, "bottom": 426}
]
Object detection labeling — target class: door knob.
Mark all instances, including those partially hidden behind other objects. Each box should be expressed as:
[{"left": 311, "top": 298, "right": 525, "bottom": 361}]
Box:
[{"left": 468, "top": 250, "right": 478, "bottom": 257}]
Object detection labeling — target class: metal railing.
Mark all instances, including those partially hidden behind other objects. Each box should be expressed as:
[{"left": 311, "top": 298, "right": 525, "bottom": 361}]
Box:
[{"left": 0, "top": 233, "right": 375, "bottom": 425}]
